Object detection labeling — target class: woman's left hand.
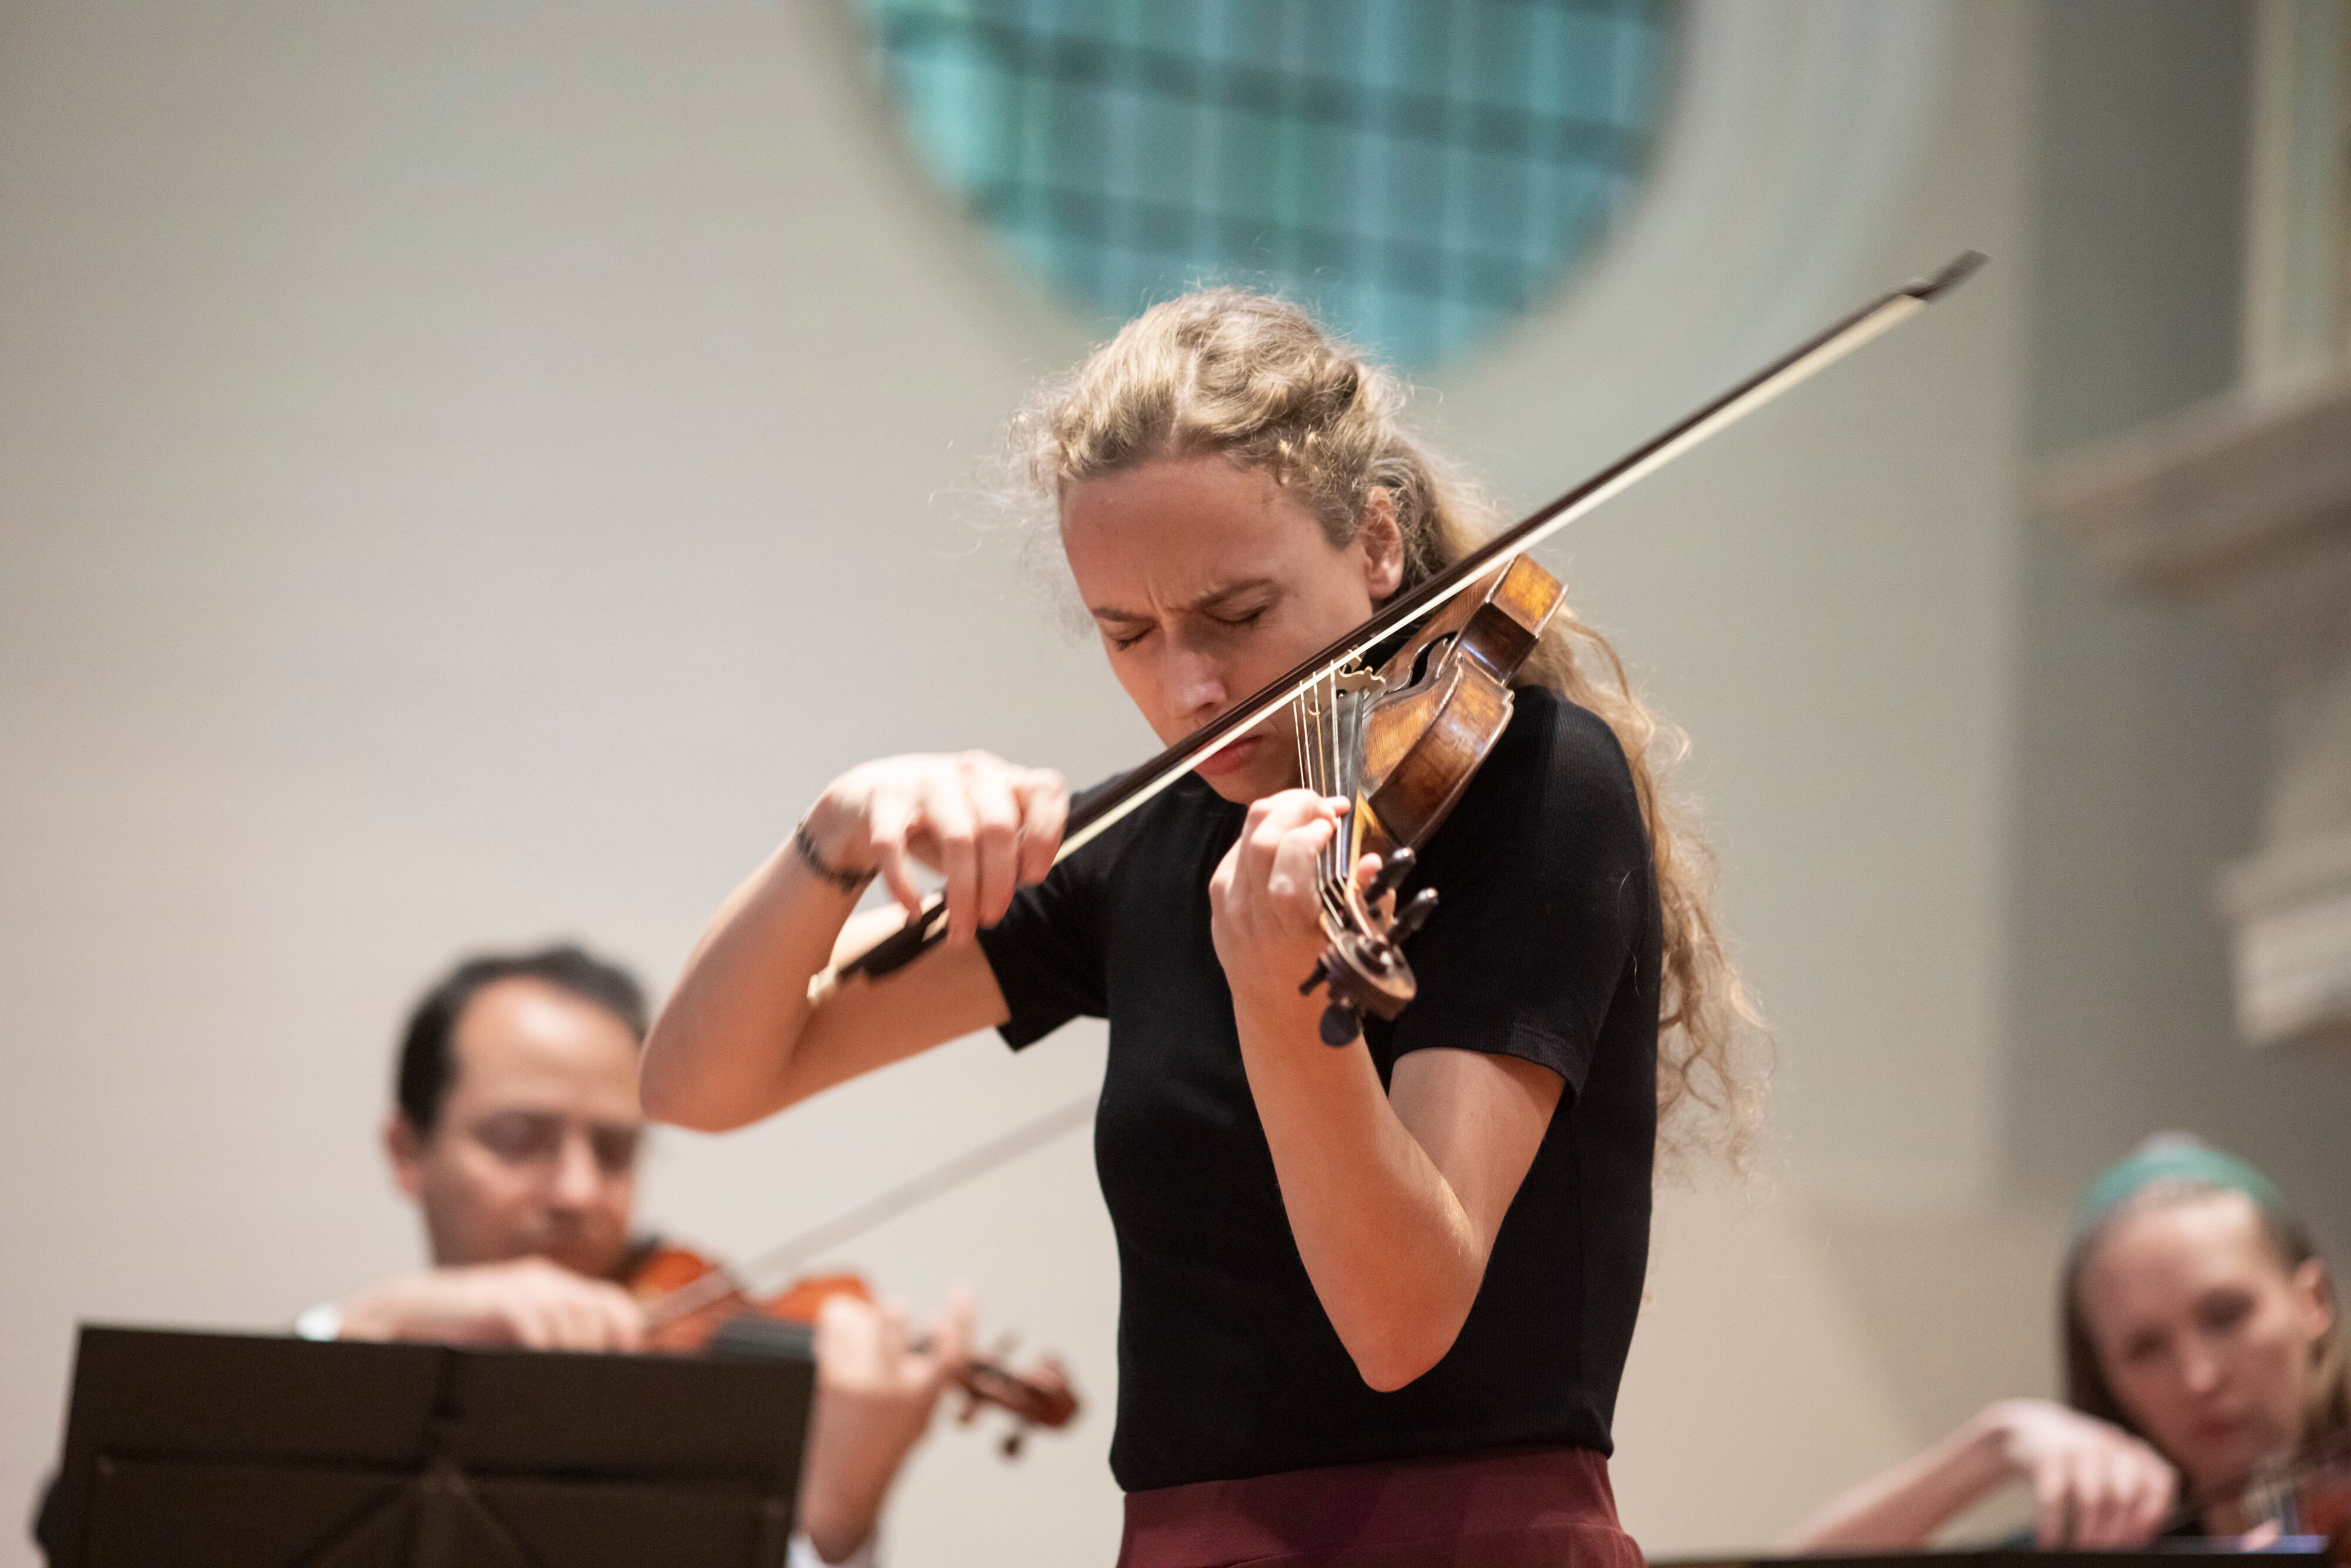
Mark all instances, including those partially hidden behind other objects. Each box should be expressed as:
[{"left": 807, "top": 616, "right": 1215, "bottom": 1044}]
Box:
[{"left": 1208, "top": 789, "right": 1358, "bottom": 1028}]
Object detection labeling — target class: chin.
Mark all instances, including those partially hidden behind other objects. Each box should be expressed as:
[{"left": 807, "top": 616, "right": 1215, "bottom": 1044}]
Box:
[
  {"left": 2178, "top": 1430, "right": 2268, "bottom": 1490},
  {"left": 1200, "top": 762, "right": 1292, "bottom": 804}
]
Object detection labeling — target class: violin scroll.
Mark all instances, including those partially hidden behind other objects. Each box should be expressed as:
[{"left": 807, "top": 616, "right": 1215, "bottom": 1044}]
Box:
[
  {"left": 1299, "top": 849, "right": 1435, "bottom": 1046},
  {"left": 955, "top": 1346, "right": 1080, "bottom": 1457}
]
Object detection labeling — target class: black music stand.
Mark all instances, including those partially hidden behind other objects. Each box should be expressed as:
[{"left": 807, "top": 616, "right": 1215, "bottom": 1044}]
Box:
[
  {"left": 1659, "top": 1552, "right": 2332, "bottom": 1567},
  {"left": 41, "top": 1321, "right": 816, "bottom": 1568}
]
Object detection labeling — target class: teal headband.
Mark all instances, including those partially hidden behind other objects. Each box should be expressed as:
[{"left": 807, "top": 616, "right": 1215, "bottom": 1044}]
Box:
[{"left": 2071, "top": 1135, "right": 2289, "bottom": 1244}]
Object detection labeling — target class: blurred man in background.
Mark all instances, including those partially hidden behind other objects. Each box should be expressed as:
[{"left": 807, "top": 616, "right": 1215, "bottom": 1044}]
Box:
[{"left": 308, "top": 944, "right": 963, "bottom": 1566}]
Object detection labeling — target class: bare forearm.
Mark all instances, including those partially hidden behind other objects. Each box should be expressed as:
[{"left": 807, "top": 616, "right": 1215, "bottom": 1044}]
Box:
[
  {"left": 1789, "top": 1412, "right": 2010, "bottom": 1550},
  {"left": 1234, "top": 996, "right": 1483, "bottom": 1391},
  {"left": 641, "top": 844, "right": 859, "bottom": 1130},
  {"left": 798, "top": 1460, "right": 890, "bottom": 1566},
  {"left": 644, "top": 755, "right": 1058, "bottom": 1131},
  {"left": 797, "top": 1409, "right": 910, "bottom": 1565}
]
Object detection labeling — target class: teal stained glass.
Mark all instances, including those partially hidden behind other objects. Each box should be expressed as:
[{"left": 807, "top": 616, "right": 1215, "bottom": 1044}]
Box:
[{"left": 855, "top": 0, "right": 1679, "bottom": 368}]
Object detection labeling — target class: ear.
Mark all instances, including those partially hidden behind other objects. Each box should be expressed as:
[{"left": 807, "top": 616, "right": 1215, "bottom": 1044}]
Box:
[
  {"left": 1358, "top": 488, "right": 1405, "bottom": 603},
  {"left": 384, "top": 1111, "right": 427, "bottom": 1203},
  {"left": 2292, "top": 1258, "right": 2335, "bottom": 1343}
]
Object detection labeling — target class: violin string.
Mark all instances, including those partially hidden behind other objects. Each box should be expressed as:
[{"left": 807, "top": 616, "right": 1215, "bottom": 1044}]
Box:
[
  {"left": 640, "top": 1092, "right": 1097, "bottom": 1329},
  {"left": 1314, "top": 671, "right": 1335, "bottom": 892},
  {"left": 1328, "top": 671, "right": 1365, "bottom": 910},
  {"left": 1291, "top": 693, "right": 1311, "bottom": 803},
  {"left": 1299, "top": 673, "right": 1341, "bottom": 908},
  {"left": 1338, "top": 672, "right": 1361, "bottom": 893},
  {"left": 1318, "top": 671, "right": 1348, "bottom": 907}
]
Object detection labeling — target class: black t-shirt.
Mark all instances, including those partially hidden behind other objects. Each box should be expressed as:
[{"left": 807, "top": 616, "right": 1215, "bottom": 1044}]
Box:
[{"left": 976, "top": 686, "right": 1661, "bottom": 1493}]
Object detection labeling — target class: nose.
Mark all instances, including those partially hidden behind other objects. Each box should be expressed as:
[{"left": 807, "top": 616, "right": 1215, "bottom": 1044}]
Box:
[
  {"left": 1164, "top": 641, "right": 1229, "bottom": 727},
  {"left": 548, "top": 1128, "right": 604, "bottom": 1212},
  {"left": 2179, "top": 1339, "right": 2226, "bottom": 1398}
]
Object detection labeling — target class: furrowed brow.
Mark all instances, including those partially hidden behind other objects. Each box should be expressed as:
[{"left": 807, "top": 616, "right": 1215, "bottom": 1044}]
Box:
[
  {"left": 1186, "top": 578, "right": 1277, "bottom": 612},
  {"left": 1088, "top": 578, "right": 1278, "bottom": 624}
]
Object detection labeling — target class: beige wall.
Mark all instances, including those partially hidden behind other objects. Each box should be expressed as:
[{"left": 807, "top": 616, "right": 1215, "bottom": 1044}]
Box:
[{"left": 2, "top": 2, "right": 2339, "bottom": 1564}]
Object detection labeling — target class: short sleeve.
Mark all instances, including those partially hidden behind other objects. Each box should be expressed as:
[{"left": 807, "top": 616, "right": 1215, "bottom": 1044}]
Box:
[
  {"left": 973, "top": 777, "right": 1129, "bottom": 1051},
  {"left": 1372, "top": 692, "right": 1653, "bottom": 1099}
]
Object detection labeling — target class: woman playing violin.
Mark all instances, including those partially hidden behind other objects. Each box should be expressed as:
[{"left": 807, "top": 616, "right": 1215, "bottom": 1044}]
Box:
[
  {"left": 643, "top": 291, "right": 1760, "bottom": 1566},
  {"left": 1793, "top": 1136, "right": 2346, "bottom": 1553}
]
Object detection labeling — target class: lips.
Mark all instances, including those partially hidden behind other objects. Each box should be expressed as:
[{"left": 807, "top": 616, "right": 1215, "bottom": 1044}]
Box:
[{"left": 1194, "top": 735, "right": 1262, "bottom": 778}]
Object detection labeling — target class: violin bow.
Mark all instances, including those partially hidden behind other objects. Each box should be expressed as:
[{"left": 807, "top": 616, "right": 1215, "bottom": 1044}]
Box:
[
  {"left": 839, "top": 250, "right": 1987, "bottom": 981},
  {"left": 640, "top": 1091, "right": 1096, "bottom": 1331}
]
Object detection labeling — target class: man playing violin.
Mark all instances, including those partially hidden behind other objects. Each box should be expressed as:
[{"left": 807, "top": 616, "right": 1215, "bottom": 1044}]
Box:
[
  {"left": 312, "top": 943, "right": 966, "bottom": 1566},
  {"left": 642, "top": 290, "right": 1765, "bottom": 1566}
]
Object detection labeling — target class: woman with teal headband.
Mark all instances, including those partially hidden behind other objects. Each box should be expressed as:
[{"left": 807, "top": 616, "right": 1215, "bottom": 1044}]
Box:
[{"left": 1792, "top": 1135, "right": 2345, "bottom": 1550}]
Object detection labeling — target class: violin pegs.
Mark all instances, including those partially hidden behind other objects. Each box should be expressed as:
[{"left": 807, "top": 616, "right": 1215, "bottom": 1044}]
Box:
[
  {"left": 1390, "top": 888, "right": 1438, "bottom": 943},
  {"left": 1319, "top": 1000, "right": 1361, "bottom": 1048},
  {"left": 1297, "top": 957, "right": 1328, "bottom": 997},
  {"left": 1367, "top": 846, "right": 1416, "bottom": 902}
]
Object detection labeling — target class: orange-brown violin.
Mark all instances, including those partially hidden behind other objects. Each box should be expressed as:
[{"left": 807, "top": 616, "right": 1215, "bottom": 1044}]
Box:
[
  {"left": 622, "top": 1243, "right": 1080, "bottom": 1456},
  {"left": 1292, "top": 553, "right": 1565, "bottom": 1043}
]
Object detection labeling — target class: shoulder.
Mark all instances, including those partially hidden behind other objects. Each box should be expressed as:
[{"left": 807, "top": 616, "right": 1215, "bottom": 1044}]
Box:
[
  {"left": 1413, "top": 686, "right": 1649, "bottom": 900},
  {"left": 1515, "top": 685, "right": 1633, "bottom": 773},
  {"left": 1487, "top": 686, "right": 1644, "bottom": 832}
]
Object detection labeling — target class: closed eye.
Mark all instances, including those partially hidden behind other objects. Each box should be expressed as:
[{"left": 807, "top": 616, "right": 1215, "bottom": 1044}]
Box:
[
  {"left": 2197, "top": 1292, "right": 2254, "bottom": 1337},
  {"left": 1107, "top": 624, "right": 1153, "bottom": 651}
]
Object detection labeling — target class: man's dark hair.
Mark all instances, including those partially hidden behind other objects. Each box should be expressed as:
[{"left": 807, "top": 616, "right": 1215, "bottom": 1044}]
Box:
[{"left": 395, "top": 944, "right": 649, "bottom": 1135}]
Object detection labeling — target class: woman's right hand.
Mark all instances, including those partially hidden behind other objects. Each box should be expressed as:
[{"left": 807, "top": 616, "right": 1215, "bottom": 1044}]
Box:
[
  {"left": 802, "top": 753, "right": 1067, "bottom": 946},
  {"left": 644, "top": 755, "right": 1045, "bottom": 1131},
  {"left": 1981, "top": 1398, "right": 2179, "bottom": 1547}
]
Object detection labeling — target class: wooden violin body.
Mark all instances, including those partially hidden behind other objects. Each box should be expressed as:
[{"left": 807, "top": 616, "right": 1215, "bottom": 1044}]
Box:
[
  {"left": 624, "top": 1244, "right": 1080, "bottom": 1455},
  {"left": 1355, "top": 555, "right": 1565, "bottom": 856},
  {"left": 2242, "top": 1430, "right": 2351, "bottom": 1563},
  {"left": 1297, "top": 555, "right": 1565, "bottom": 1043},
  {"left": 626, "top": 1243, "right": 866, "bottom": 1352}
]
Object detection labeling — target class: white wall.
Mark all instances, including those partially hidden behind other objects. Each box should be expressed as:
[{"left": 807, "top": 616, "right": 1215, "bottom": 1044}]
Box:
[
  {"left": 2005, "top": 0, "right": 2351, "bottom": 1247},
  {"left": 3, "top": 3, "right": 2337, "bottom": 1564}
]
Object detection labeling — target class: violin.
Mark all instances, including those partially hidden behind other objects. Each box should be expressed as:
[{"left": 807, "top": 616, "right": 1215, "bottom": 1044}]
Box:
[
  {"left": 837, "top": 252, "right": 1985, "bottom": 991},
  {"left": 1292, "top": 552, "right": 1564, "bottom": 1044},
  {"left": 608, "top": 1095, "right": 1095, "bottom": 1455},
  {"left": 624, "top": 1242, "right": 1081, "bottom": 1456},
  {"left": 2212, "top": 1429, "right": 2351, "bottom": 1562}
]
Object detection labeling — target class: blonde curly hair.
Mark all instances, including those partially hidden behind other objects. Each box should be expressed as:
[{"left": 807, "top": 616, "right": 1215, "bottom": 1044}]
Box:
[{"left": 1011, "top": 288, "right": 1766, "bottom": 1170}]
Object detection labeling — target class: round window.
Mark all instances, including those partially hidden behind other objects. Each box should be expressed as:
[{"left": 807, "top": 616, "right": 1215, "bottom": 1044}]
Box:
[{"left": 855, "top": 0, "right": 1680, "bottom": 369}]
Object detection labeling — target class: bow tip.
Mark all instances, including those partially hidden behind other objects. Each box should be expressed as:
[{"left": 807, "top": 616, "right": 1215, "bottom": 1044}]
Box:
[{"left": 1910, "top": 250, "right": 1989, "bottom": 301}]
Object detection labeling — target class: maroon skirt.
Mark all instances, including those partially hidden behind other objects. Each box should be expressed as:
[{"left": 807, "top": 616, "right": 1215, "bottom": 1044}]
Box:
[{"left": 1116, "top": 1445, "right": 1646, "bottom": 1568}]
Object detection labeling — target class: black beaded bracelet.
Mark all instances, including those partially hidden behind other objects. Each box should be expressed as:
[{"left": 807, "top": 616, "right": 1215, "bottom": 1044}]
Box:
[{"left": 793, "top": 818, "right": 873, "bottom": 893}]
